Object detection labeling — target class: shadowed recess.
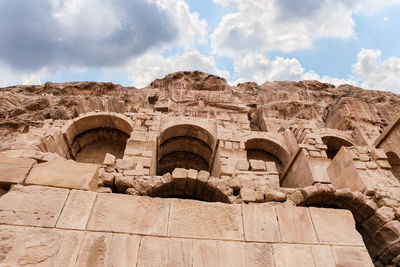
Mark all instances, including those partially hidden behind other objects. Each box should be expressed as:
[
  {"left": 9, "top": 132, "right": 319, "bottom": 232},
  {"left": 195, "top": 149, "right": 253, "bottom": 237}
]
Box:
[
  {"left": 321, "top": 135, "right": 354, "bottom": 160},
  {"left": 245, "top": 138, "right": 290, "bottom": 176},
  {"left": 387, "top": 151, "right": 400, "bottom": 181},
  {"left": 157, "top": 124, "right": 216, "bottom": 175}
]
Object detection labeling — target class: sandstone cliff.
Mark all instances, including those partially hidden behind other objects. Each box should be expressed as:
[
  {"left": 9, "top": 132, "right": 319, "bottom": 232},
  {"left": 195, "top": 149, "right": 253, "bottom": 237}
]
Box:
[{"left": 1, "top": 71, "right": 399, "bottom": 140}]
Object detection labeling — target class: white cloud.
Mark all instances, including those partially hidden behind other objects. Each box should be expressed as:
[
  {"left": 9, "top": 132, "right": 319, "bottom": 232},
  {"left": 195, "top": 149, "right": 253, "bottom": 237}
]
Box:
[
  {"left": 211, "top": 0, "right": 400, "bottom": 57},
  {"left": 354, "top": 0, "right": 400, "bottom": 15},
  {"left": 0, "top": 0, "right": 207, "bottom": 71},
  {"left": 0, "top": 61, "right": 49, "bottom": 86},
  {"left": 303, "top": 71, "right": 358, "bottom": 87},
  {"left": 125, "top": 49, "right": 230, "bottom": 88},
  {"left": 233, "top": 54, "right": 304, "bottom": 83},
  {"left": 232, "top": 53, "right": 357, "bottom": 87},
  {"left": 353, "top": 48, "right": 400, "bottom": 93}
]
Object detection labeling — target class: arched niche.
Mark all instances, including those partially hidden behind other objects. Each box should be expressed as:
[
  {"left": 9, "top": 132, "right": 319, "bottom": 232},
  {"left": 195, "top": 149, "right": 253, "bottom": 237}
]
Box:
[
  {"left": 150, "top": 177, "right": 230, "bottom": 203},
  {"left": 321, "top": 135, "right": 354, "bottom": 160},
  {"left": 293, "top": 185, "right": 397, "bottom": 265},
  {"left": 245, "top": 138, "right": 290, "bottom": 176},
  {"left": 157, "top": 124, "right": 216, "bottom": 175},
  {"left": 63, "top": 112, "right": 134, "bottom": 164},
  {"left": 387, "top": 152, "right": 400, "bottom": 181}
]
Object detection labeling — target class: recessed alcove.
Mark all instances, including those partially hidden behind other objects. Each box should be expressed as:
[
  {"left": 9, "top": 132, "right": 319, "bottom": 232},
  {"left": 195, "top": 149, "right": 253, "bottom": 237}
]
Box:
[
  {"left": 157, "top": 124, "right": 216, "bottom": 175},
  {"left": 73, "top": 128, "right": 129, "bottom": 164},
  {"left": 61, "top": 112, "right": 134, "bottom": 164},
  {"left": 245, "top": 138, "right": 290, "bottom": 176},
  {"left": 387, "top": 151, "right": 400, "bottom": 181},
  {"left": 322, "top": 135, "right": 354, "bottom": 160}
]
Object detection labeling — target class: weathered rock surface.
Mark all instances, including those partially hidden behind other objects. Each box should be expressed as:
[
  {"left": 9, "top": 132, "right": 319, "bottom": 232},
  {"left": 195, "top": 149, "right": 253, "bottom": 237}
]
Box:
[
  {"left": 25, "top": 160, "right": 99, "bottom": 191},
  {"left": 1, "top": 71, "right": 399, "bottom": 144},
  {"left": 0, "top": 185, "right": 69, "bottom": 227},
  {"left": 1, "top": 70, "right": 400, "bottom": 266},
  {"left": 0, "top": 186, "right": 377, "bottom": 266},
  {"left": 0, "top": 155, "right": 36, "bottom": 186}
]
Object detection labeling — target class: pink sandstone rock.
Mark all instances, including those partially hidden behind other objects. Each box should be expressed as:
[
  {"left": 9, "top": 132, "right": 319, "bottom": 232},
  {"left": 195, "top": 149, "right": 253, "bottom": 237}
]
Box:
[
  {"left": 2, "top": 70, "right": 400, "bottom": 265},
  {"left": 25, "top": 160, "right": 99, "bottom": 191},
  {"left": 0, "top": 156, "right": 36, "bottom": 186}
]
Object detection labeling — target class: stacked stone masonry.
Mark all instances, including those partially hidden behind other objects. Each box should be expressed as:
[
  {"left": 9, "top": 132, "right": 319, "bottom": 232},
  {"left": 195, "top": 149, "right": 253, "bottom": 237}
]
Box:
[
  {"left": 0, "top": 185, "right": 373, "bottom": 266},
  {"left": 1, "top": 71, "right": 400, "bottom": 265}
]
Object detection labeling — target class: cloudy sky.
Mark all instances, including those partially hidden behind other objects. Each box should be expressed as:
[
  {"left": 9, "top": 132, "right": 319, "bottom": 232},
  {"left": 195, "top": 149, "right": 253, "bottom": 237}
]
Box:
[{"left": 0, "top": 0, "right": 400, "bottom": 93}]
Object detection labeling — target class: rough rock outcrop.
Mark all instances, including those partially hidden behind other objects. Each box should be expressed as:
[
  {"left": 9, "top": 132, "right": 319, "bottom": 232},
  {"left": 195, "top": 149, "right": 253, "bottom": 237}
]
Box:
[{"left": 1, "top": 71, "right": 400, "bottom": 266}]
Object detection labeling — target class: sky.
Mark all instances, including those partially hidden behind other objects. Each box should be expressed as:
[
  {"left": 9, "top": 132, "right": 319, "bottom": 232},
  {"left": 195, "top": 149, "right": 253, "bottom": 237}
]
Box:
[{"left": 0, "top": 0, "right": 400, "bottom": 93}]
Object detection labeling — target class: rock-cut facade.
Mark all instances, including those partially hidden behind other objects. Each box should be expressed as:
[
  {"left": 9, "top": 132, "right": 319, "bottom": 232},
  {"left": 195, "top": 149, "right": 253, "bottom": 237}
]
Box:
[{"left": 0, "top": 71, "right": 400, "bottom": 266}]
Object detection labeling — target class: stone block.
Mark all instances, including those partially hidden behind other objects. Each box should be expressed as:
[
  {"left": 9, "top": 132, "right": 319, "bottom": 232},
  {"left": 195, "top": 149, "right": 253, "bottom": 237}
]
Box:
[
  {"left": 255, "top": 190, "right": 264, "bottom": 202},
  {"left": 115, "top": 158, "right": 135, "bottom": 170},
  {"left": 87, "top": 194, "right": 170, "bottom": 235},
  {"left": 194, "top": 170, "right": 209, "bottom": 198},
  {"left": 161, "top": 172, "right": 172, "bottom": 195},
  {"left": 265, "top": 161, "right": 278, "bottom": 173},
  {"left": 172, "top": 168, "right": 188, "bottom": 179},
  {"left": 240, "top": 188, "right": 256, "bottom": 203},
  {"left": 366, "top": 162, "right": 378, "bottom": 169},
  {"left": 371, "top": 148, "right": 388, "bottom": 160},
  {"left": 25, "top": 160, "right": 99, "bottom": 191},
  {"left": 373, "top": 220, "right": 400, "bottom": 252},
  {"left": 53, "top": 230, "right": 85, "bottom": 267},
  {"left": 245, "top": 243, "right": 275, "bottom": 267},
  {"left": 125, "top": 187, "right": 140, "bottom": 195},
  {"left": 353, "top": 200, "right": 377, "bottom": 223},
  {"left": 236, "top": 159, "right": 250, "bottom": 171},
  {"left": 221, "top": 164, "right": 235, "bottom": 176},
  {"left": 229, "top": 176, "right": 241, "bottom": 191},
  {"left": 3, "top": 227, "right": 64, "bottom": 266},
  {"left": 217, "top": 241, "right": 246, "bottom": 267},
  {"left": 0, "top": 156, "right": 36, "bottom": 186},
  {"left": 172, "top": 168, "right": 187, "bottom": 196},
  {"left": 309, "top": 150, "right": 321, "bottom": 157},
  {"left": 100, "top": 172, "right": 114, "bottom": 187},
  {"left": 332, "top": 246, "right": 374, "bottom": 267},
  {"left": 192, "top": 239, "right": 217, "bottom": 267},
  {"left": 310, "top": 246, "right": 336, "bottom": 267},
  {"left": 167, "top": 238, "right": 193, "bottom": 267},
  {"left": 137, "top": 236, "right": 169, "bottom": 266},
  {"left": 108, "top": 233, "right": 140, "bottom": 267},
  {"left": 264, "top": 189, "right": 287, "bottom": 202},
  {"left": 186, "top": 169, "right": 198, "bottom": 196},
  {"left": 168, "top": 199, "right": 244, "bottom": 240},
  {"left": 103, "top": 153, "right": 116, "bottom": 166},
  {"left": 309, "top": 207, "right": 364, "bottom": 245},
  {"left": 0, "top": 225, "right": 23, "bottom": 263},
  {"left": 203, "top": 177, "right": 217, "bottom": 201},
  {"left": 75, "top": 232, "right": 112, "bottom": 266},
  {"left": 249, "top": 159, "right": 266, "bottom": 171},
  {"left": 377, "top": 159, "right": 391, "bottom": 169},
  {"left": 273, "top": 244, "right": 315, "bottom": 267},
  {"left": 114, "top": 174, "right": 132, "bottom": 192},
  {"left": 56, "top": 190, "right": 97, "bottom": 230},
  {"left": 361, "top": 207, "right": 395, "bottom": 235},
  {"left": 0, "top": 185, "right": 69, "bottom": 227},
  {"left": 360, "top": 154, "right": 370, "bottom": 162},
  {"left": 276, "top": 206, "right": 318, "bottom": 244},
  {"left": 242, "top": 204, "right": 280, "bottom": 242}
]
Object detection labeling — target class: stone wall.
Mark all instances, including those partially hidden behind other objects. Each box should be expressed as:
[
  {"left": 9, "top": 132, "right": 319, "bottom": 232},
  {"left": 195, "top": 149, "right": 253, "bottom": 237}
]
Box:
[
  {"left": 0, "top": 185, "right": 373, "bottom": 266},
  {"left": 1, "top": 72, "right": 400, "bottom": 266}
]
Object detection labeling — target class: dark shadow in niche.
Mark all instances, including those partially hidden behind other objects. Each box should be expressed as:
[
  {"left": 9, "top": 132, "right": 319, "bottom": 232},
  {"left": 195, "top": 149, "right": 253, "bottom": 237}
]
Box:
[
  {"left": 150, "top": 179, "right": 230, "bottom": 203},
  {"left": 73, "top": 127, "right": 129, "bottom": 164},
  {"left": 245, "top": 138, "right": 290, "bottom": 178},
  {"left": 387, "top": 152, "right": 400, "bottom": 181},
  {"left": 157, "top": 124, "right": 216, "bottom": 176},
  {"left": 321, "top": 136, "right": 354, "bottom": 160}
]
